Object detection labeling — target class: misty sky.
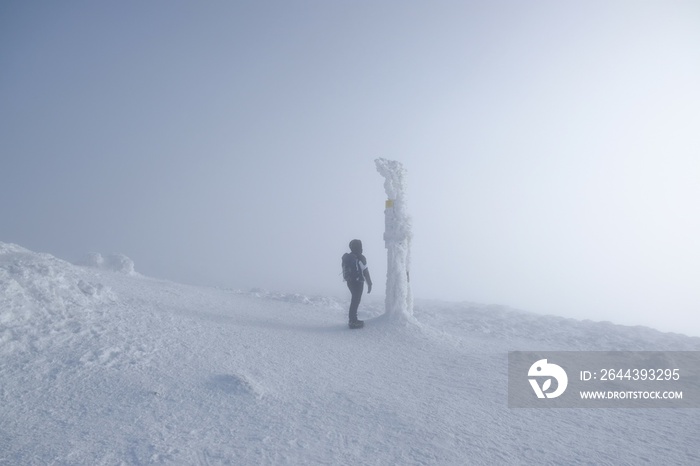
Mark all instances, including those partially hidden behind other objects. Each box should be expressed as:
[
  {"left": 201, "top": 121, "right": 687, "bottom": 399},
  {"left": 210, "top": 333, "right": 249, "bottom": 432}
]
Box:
[{"left": 2, "top": 1, "right": 699, "bottom": 336}]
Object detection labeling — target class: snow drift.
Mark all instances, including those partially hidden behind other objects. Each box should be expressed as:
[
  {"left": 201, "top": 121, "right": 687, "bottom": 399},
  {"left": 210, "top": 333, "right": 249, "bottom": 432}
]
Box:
[
  {"left": 0, "top": 242, "right": 115, "bottom": 349},
  {"left": 1, "top": 241, "right": 699, "bottom": 465}
]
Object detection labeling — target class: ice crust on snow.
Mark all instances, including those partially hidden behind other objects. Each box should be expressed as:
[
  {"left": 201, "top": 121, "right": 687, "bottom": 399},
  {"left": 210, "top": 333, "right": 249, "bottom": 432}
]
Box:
[{"left": 1, "top": 241, "right": 699, "bottom": 465}]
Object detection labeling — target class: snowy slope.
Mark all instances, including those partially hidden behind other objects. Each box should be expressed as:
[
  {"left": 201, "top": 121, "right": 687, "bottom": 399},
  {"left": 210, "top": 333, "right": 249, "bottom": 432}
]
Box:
[{"left": 1, "top": 242, "right": 699, "bottom": 465}]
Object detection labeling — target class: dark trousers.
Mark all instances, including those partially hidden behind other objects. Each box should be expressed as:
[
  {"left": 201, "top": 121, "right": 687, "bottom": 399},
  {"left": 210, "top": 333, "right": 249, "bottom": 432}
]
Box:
[{"left": 347, "top": 280, "right": 364, "bottom": 322}]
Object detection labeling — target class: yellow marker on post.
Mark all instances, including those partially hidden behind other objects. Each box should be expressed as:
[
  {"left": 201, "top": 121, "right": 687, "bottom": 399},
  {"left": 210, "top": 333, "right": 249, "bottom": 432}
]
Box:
[{"left": 385, "top": 199, "right": 394, "bottom": 209}]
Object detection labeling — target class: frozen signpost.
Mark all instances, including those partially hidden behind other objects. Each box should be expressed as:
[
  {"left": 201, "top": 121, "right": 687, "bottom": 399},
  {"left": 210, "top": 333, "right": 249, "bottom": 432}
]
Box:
[{"left": 375, "top": 158, "right": 414, "bottom": 322}]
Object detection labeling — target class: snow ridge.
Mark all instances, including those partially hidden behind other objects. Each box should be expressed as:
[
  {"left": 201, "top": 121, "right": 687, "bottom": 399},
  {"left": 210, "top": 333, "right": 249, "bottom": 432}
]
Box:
[{"left": 239, "top": 287, "right": 346, "bottom": 311}]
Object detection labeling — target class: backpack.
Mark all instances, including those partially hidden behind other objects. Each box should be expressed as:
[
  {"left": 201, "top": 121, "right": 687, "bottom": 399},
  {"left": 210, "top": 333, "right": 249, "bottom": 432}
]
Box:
[{"left": 342, "top": 253, "right": 363, "bottom": 282}]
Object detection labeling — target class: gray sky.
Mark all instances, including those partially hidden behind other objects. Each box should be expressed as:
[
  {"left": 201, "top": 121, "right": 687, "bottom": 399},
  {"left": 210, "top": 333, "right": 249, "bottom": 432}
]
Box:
[{"left": 2, "top": 1, "right": 699, "bottom": 336}]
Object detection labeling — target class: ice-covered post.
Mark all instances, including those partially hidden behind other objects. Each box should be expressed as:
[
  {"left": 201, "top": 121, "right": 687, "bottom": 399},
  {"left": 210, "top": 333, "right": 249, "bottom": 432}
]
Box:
[{"left": 375, "top": 158, "right": 414, "bottom": 322}]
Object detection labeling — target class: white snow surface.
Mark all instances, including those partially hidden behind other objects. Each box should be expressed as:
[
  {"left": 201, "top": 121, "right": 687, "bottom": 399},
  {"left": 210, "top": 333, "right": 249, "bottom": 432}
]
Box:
[{"left": 1, "top": 242, "right": 699, "bottom": 465}]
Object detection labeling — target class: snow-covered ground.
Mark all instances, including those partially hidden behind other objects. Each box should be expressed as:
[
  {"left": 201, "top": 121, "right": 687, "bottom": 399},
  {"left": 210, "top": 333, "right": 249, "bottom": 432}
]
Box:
[{"left": 1, "top": 242, "right": 699, "bottom": 465}]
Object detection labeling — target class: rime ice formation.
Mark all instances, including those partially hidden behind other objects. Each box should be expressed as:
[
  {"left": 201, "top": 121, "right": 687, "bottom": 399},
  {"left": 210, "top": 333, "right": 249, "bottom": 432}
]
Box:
[
  {"left": 375, "top": 158, "right": 414, "bottom": 322},
  {"left": 75, "top": 252, "right": 136, "bottom": 274}
]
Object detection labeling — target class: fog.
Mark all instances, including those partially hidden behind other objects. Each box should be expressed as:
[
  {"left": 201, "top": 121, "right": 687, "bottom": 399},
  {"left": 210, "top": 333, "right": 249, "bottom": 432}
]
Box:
[{"left": 2, "top": 1, "right": 699, "bottom": 336}]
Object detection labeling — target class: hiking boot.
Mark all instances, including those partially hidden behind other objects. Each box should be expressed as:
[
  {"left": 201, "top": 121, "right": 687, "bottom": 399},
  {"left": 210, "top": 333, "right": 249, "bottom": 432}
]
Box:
[{"left": 349, "top": 320, "right": 364, "bottom": 329}]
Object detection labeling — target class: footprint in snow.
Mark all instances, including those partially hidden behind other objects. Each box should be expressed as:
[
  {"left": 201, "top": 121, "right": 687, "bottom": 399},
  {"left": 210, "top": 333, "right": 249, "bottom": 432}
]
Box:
[{"left": 208, "top": 374, "right": 258, "bottom": 397}]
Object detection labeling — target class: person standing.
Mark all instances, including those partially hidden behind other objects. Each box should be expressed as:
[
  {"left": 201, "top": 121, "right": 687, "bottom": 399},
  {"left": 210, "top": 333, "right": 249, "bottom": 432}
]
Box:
[{"left": 342, "top": 239, "right": 372, "bottom": 329}]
